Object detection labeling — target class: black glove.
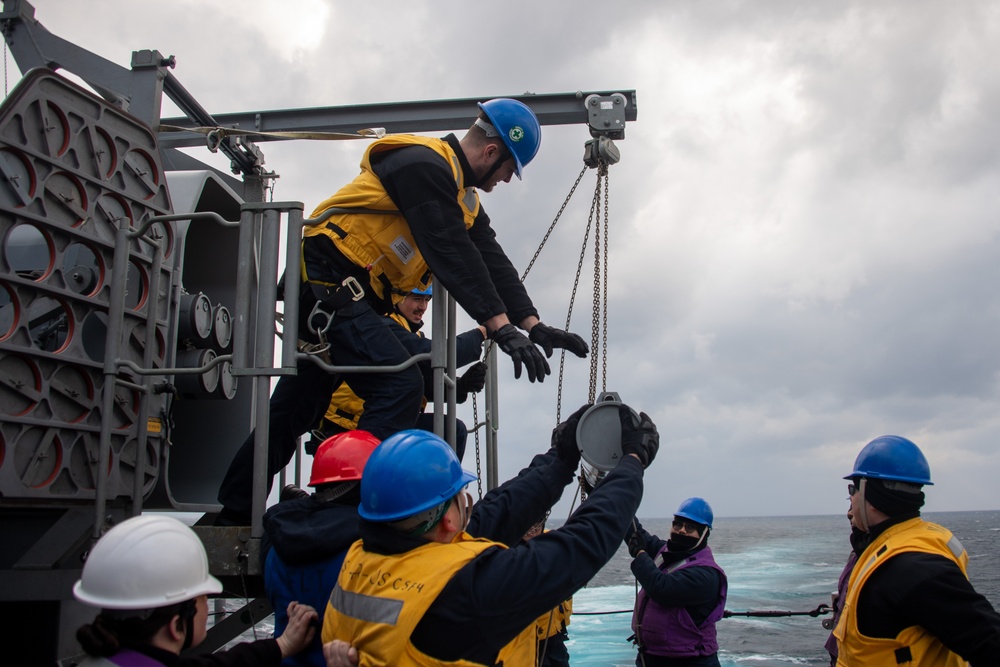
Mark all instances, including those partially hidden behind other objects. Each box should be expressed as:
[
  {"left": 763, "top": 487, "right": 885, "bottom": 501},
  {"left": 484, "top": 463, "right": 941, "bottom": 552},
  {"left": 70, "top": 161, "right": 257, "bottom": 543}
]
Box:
[
  {"left": 627, "top": 529, "right": 648, "bottom": 558},
  {"left": 491, "top": 324, "right": 550, "bottom": 383},
  {"left": 550, "top": 403, "right": 592, "bottom": 469},
  {"left": 455, "top": 362, "right": 487, "bottom": 403},
  {"left": 529, "top": 322, "right": 589, "bottom": 358},
  {"left": 619, "top": 405, "right": 659, "bottom": 468}
]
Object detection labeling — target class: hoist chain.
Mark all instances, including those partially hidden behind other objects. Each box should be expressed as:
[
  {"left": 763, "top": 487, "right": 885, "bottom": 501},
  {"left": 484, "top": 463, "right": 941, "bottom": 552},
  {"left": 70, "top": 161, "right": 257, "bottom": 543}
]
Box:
[
  {"left": 475, "top": 157, "right": 611, "bottom": 468},
  {"left": 482, "top": 165, "right": 589, "bottom": 369},
  {"left": 471, "top": 392, "right": 483, "bottom": 500},
  {"left": 587, "top": 162, "right": 611, "bottom": 403},
  {"left": 555, "top": 186, "right": 596, "bottom": 422},
  {"left": 601, "top": 169, "right": 610, "bottom": 394},
  {"left": 520, "top": 165, "right": 590, "bottom": 282}
]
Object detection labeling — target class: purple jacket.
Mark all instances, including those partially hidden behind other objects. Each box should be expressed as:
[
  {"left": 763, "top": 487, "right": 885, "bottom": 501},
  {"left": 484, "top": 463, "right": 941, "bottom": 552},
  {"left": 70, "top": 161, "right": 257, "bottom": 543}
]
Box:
[
  {"left": 824, "top": 551, "right": 858, "bottom": 665},
  {"left": 632, "top": 545, "right": 728, "bottom": 657}
]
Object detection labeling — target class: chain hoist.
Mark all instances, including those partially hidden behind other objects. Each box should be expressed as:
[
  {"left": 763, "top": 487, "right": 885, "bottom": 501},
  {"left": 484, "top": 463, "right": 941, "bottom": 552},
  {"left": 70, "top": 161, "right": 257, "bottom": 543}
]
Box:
[{"left": 472, "top": 143, "right": 617, "bottom": 488}]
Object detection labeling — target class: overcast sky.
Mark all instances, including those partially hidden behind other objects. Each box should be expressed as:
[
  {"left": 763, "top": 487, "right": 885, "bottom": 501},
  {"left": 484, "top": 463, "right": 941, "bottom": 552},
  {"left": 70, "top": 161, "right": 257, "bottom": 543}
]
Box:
[{"left": 13, "top": 0, "right": 1000, "bottom": 519}]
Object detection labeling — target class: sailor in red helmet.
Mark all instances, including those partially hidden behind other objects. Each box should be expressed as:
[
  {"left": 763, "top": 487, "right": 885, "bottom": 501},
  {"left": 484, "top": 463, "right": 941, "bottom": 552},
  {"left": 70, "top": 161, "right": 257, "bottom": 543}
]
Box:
[
  {"left": 217, "top": 99, "right": 588, "bottom": 526},
  {"left": 262, "top": 431, "right": 381, "bottom": 667},
  {"left": 833, "top": 435, "right": 1000, "bottom": 666}
]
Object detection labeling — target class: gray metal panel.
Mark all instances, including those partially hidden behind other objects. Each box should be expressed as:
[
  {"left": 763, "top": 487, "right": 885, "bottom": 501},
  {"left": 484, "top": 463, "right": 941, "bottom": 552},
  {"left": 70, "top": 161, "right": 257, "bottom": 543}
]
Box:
[{"left": 160, "top": 171, "right": 254, "bottom": 510}]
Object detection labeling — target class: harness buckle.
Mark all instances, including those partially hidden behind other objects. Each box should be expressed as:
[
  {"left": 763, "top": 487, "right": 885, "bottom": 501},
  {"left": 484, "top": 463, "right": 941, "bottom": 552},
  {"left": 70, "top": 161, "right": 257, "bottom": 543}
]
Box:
[{"left": 341, "top": 275, "right": 365, "bottom": 302}]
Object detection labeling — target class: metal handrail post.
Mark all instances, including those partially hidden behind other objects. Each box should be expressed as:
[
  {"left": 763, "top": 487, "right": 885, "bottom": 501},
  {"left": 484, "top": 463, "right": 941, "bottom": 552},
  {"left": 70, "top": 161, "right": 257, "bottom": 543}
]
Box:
[
  {"left": 446, "top": 295, "right": 457, "bottom": 445},
  {"left": 281, "top": 208, "right": 304, "bottom": 371},
  {"left": 132, "top": 234, "right": 164, "bottom": 513},
  {"left": 231, "top": 208, "right": 257, "bottom": 371},
  {"left": 93, "top": 222, "right": 131, "bottom": 538},
  {"left": 249, "top": 207, "right": 283, "bottom": 537},
  {"left": 431, "top": 286, "right": 447, "bottom": 441},
  {"left": 486, "top": 344, "right": 499, "bottom": 490}
]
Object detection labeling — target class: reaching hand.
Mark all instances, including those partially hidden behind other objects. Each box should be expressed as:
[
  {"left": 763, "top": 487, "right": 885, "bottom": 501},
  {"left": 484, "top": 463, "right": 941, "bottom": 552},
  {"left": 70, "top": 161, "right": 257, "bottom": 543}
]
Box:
[
  {"left": 323, "top": 640, "right": 359, "bottom": 667},
  {"left": 619, "top": 405, "right": 660, "bottom": 468},
  {"left": 627, "top": 529, "right": 648, "bottom": 558},
  {"left": 491, "top": 324, "right": 550, "bottom": 383},
  {"left": 529, "top": 322, "right": 589, "bottom": 358},
  {"left": 456, "top": 362, "right": 488, "bottom": 402},
  {"left": 550, "top": 403, "right": 593, "bottom": 469},
  {"left": 276, "top": 601, "right": 318, "bottom": 658}
]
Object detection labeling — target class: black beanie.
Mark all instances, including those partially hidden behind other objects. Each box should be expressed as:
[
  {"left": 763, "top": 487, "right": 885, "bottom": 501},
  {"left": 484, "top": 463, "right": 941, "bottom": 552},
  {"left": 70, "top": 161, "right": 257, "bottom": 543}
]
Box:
[{"left": 864, "top": 478, "right": 925, "bottom": 517}]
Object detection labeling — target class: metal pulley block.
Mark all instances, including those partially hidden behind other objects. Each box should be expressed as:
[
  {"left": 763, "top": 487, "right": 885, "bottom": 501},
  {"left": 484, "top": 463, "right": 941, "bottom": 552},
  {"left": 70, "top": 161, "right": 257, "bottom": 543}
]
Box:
[
  {"left": 576, "top": 391, "right": 639, "bottom": 471},
  {"left": 583, "top": 136, "right": 620, "bottom": 168}
]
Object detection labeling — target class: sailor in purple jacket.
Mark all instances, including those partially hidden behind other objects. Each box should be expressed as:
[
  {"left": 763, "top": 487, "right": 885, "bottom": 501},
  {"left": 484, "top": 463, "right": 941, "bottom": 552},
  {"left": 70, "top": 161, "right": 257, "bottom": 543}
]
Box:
[{"left": 625, "top": 497, "right": 728, "bottom": 667}]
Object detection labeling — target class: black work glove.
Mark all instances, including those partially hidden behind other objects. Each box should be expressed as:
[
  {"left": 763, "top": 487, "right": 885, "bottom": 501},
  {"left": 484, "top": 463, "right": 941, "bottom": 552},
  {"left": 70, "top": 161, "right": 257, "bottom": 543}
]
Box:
[
  {"left": 529, "top": 322, "right": 589, "bottom": 358},
  {"left": 491, "top": 324, "right": 550, "bottom": 383},
  {"left": 619, "top": 405, "right": 659, "bottom": 468},
  {"left": 627, "top": 530, "right": 648, "bottom": 558},
  {"left": 455, "top": 362, "right": 487, "bottom": 403},
  {"left": 550, "top": 403, "right": 593, "bottom": 469}
]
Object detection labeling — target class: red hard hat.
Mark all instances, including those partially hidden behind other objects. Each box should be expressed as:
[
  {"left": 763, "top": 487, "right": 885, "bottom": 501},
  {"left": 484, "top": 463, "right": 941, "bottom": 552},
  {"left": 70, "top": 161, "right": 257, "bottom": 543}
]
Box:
[{"left": 309, "top": 430, "right": 381, "bottom": 487}]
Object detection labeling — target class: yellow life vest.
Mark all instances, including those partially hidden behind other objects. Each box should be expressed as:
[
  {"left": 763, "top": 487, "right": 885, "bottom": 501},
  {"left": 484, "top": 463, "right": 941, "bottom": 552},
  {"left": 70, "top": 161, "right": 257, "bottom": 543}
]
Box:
[
  {"left": 304, "top": 135, "right": 479, "bottom": 305},
  {"left": 833, "top": 518, "right": 969, "bottom": 667},
  {"left": 323, "top": 532, "right": 536, "bottom": 667},
  {"left": 323, "top": 312, "right": 426, "bottom": 429},
  {"left": 534, "top": 596, "right": 572, "bottom": 640}
]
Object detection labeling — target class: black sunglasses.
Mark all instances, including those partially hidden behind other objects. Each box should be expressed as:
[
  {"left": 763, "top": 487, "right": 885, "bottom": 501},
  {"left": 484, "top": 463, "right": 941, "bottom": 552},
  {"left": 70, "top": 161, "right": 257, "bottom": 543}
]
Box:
[
  {"left": 671, "top": 518, "right": 703, "bottom": 533},
  {"left": 848, "top": 482, "right": 860, "bottom": 497}
]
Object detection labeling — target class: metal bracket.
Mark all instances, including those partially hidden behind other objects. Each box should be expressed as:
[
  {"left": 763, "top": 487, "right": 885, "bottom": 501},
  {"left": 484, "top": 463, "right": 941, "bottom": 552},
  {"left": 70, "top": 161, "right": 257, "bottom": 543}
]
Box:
[{"left": 585, "top": 93, "right": 628, "bottom": 139}]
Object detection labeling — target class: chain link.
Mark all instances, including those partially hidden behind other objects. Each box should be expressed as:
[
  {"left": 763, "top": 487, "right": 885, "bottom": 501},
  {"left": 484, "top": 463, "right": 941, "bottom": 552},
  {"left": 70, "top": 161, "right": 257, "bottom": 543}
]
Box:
[
  {"left": 487, "top": 154, "right": 614, "bottom": 426},
  {"left": 556, "top": 197, "right": 595, "bottom": 422},
  {"left": 520, "top": 165, "right": 589, "bottom": 283},
  {"left": 601, "top": 166, "right": 610, "bottom": 393},
  {"left": 471, "top": 392, "right": 483, "bottom": 499}
]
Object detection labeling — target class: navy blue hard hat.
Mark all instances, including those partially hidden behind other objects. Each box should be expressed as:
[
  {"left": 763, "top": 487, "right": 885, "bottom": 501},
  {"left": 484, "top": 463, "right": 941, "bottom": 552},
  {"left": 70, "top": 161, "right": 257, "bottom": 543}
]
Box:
[{"left": 844, "top": 435, "right": 933, "bottom": 485}]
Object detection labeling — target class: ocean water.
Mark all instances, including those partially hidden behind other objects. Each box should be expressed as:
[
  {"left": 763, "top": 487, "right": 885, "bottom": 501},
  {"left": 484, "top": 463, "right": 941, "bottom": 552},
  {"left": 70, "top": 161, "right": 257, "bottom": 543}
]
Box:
[{"left": 564, "top": 510, "right": 1000, "bottom": 667}]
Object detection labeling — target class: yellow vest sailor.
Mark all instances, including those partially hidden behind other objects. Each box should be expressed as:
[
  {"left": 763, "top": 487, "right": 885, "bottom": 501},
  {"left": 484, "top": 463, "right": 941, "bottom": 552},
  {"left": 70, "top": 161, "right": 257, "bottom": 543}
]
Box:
[
  {"left": 322, "top": 407, "right": 656, "bottom": 666},
  {"left": 833, "top": 435, "right": 1000, "bottom": 666}
]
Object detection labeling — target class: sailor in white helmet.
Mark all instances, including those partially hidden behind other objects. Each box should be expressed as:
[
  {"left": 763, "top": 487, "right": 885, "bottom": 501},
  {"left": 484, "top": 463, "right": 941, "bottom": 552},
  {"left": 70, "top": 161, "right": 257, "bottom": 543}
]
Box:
[{"left": 72, "top": 515, "right": 317, "bottom": 667}]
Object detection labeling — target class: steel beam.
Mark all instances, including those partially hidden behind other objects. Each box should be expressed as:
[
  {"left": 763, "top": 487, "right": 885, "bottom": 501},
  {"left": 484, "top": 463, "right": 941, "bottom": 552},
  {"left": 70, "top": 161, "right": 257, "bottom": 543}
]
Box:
[{"left": 158, "top": 90, "right": 639, "bottom": 148}]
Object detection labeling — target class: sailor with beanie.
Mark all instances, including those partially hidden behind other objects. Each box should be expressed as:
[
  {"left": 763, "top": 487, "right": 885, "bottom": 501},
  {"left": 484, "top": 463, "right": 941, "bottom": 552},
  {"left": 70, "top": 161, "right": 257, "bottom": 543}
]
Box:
[{"left": 832, "top": 435, "right": 1000, "bottom": 667}]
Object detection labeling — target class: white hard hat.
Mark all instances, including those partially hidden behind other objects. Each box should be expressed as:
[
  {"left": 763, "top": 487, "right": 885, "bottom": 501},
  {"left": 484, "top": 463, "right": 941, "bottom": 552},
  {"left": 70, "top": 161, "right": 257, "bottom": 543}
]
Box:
[{"left": 73, "top": 515, "right": 222, "bottom": 610}]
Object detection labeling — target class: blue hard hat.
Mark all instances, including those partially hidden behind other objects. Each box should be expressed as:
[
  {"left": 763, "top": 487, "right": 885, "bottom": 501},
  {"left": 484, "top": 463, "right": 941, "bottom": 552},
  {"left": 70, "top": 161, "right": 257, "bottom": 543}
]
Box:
[
  {"left": 410, "top": 284, "right": 433, "bottom": 297},
  {"left": 359, "top": 430, "right": 477, "bottom": 522},
  {"left": 675, "top": 497, "right": 714, "bottom": 528},
  {"left": 844, "top": 435, "right": 933, "bottom": 485},
  {"left": 478, "top": 98, "right": 541, "bottom": 179}
]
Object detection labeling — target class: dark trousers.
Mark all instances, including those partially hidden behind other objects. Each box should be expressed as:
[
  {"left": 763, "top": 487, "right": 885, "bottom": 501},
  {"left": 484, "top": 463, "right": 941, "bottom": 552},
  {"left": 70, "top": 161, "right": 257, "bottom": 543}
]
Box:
[
  {"left": 217, "top": 298, "right": 423, "bottom": 521},
  {"left": 539, "top": 630, "right": 570, "bottom": 667}
]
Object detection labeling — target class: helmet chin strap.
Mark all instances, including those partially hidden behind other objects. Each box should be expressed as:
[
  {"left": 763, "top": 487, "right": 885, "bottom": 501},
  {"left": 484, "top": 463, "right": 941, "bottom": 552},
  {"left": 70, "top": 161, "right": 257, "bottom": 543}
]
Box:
[
  {"left": 178, "top": 598, "right": 198, "bottom": 651},
  {"left": 476, "top": 146, "right": 512, "bottom": 188},
  {"left": 858, "top": 478, "right": 871, "bottom": 532},
  {"left": 692, "top": 527, "right": 709, "bottom": 550}
]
